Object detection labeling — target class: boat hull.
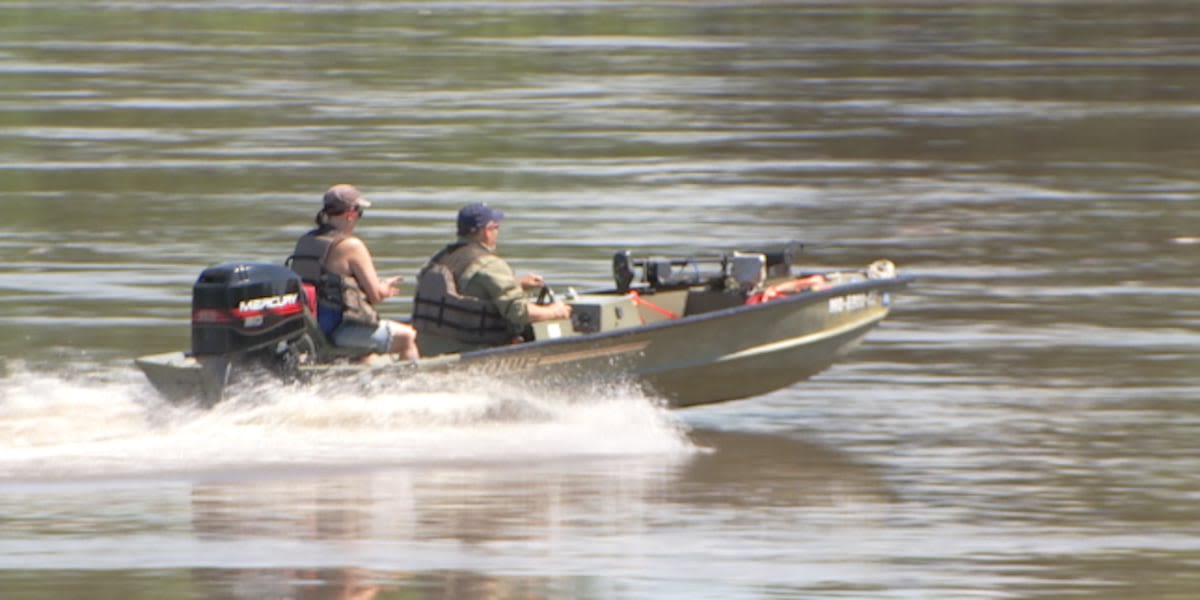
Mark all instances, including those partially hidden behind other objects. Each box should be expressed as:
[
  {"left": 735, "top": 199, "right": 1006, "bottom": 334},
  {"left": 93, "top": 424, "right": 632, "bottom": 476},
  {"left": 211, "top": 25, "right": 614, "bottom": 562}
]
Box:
[
  {"left": 447, "top": 277, "right": 900, "bottom": 407},
  {"left": 136, "top": 274, "right": 907, "bottom": 409}
]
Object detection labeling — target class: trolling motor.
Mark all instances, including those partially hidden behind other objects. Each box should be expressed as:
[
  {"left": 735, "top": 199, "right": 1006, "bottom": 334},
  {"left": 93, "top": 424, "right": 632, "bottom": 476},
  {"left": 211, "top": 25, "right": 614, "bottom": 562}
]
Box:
[{"left": 612, "top": 241, "right": 802, "bottom": 293}]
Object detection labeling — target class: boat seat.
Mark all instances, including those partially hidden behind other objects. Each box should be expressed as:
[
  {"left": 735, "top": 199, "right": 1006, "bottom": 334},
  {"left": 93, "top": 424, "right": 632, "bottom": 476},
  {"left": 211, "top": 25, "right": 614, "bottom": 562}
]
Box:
[{"left": 297, "top": 284, "right": 372, "bottom": 362}]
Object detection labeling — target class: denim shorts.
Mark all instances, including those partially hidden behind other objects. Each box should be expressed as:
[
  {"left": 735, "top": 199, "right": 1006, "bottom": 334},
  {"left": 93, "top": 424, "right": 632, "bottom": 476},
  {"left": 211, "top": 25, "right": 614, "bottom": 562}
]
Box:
[{"left": 331, "top": 320, "right": 392, "bottom": 353}]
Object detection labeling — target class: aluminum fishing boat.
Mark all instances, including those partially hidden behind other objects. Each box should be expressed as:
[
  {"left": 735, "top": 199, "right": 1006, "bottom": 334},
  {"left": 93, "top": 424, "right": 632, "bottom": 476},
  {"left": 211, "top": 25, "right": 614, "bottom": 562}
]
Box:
[{"left": 135, "top": 245, "right": 912, "bottom": 408}]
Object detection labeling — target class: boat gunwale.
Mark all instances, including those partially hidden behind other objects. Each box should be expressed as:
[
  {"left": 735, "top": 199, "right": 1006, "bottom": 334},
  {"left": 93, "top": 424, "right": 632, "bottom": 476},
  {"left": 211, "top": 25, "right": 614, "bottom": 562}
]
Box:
[{"left": 450, "top": 273, "right": 915, "bottom": 361}]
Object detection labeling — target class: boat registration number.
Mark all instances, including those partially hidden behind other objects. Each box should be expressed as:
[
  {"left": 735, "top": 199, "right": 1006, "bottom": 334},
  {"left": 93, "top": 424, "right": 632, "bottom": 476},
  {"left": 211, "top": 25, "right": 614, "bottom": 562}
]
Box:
[{"left": 828, "top": 293, "right": 869, "bottom": 314}]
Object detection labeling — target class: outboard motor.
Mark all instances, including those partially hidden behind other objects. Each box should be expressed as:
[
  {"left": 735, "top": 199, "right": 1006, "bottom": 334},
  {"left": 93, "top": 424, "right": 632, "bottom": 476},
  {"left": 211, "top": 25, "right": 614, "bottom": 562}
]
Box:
[{"left": 190, "top": 262, "right": 307, "bottom": 405}]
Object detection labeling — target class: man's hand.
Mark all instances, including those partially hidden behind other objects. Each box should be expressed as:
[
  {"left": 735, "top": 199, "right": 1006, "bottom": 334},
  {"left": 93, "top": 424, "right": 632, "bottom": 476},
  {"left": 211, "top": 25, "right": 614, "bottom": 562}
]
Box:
[
  {"left": 519, "top": 273, "right": 545, "bottom": 291},
  {"left": 527, "top": 300, "right": 572, "bottom": 322},
  {"left": 549, "top": 301, "right": 573, "bottom": 320}
]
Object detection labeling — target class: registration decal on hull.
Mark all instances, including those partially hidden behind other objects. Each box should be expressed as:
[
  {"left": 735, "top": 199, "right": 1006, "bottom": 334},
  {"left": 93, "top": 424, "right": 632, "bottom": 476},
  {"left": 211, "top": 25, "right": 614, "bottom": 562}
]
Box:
[
  {"left": 828, "top": 293, "right": 869, "bottom": 314},
  {"left": 829, "top": 290, "right": 887, "bottom": 315}
]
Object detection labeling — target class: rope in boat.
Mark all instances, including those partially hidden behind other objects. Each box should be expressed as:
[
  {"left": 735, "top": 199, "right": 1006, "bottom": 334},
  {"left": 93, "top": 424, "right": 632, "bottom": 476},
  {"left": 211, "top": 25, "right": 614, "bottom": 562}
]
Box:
[{"left": 627, "top": 290, "right": 679, "bottom": 320}]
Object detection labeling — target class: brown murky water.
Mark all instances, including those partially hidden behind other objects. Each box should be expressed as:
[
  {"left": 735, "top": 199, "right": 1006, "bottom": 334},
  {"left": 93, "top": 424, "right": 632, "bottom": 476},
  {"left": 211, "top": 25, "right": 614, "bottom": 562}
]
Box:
[{"left": 1, "top": 1, "right": 1198, "bottom": 598}]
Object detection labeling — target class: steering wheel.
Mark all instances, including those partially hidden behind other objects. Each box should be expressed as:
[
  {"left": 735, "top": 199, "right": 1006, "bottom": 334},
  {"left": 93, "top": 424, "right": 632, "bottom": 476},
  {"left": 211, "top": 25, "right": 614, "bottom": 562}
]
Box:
[{"left": 536, "top": 284, "right": 557, "bottom": 306}]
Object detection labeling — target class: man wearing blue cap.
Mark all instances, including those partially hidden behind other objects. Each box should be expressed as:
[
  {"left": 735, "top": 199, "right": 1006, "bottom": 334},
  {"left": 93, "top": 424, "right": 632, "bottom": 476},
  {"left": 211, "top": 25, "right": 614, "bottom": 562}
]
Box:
[{"left": 411, "top": 202, "right": 572, "bottom": 356}]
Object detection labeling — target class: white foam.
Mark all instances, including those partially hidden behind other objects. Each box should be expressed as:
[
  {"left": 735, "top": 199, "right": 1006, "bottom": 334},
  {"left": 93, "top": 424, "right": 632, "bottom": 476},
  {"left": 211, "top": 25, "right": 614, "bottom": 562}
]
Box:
[{"left": 0, "top": 363, "right": 695, "bottom": 482}]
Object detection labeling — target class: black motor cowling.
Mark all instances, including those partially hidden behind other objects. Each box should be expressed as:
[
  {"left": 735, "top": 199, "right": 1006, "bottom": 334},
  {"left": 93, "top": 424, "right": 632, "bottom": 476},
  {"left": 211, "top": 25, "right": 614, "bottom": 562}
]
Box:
[{"left": 191, "top": 262, "right": 307, "bottom": 357}]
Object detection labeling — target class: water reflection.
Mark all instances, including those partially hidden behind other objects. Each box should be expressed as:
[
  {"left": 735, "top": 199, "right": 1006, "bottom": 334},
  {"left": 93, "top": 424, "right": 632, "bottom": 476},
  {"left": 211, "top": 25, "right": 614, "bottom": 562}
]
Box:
[
  {"left": 183, "top": 428, "right": 886, "bottom": 539},
  {"left": 670, "top": 429, "right": 893, "bottom": 508},
  {"left": 170, "top": 428, "right": 886, "bottom": 598}
]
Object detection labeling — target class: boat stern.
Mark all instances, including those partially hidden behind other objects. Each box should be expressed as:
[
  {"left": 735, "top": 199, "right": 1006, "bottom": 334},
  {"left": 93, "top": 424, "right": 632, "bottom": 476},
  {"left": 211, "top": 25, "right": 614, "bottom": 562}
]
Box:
[{"left": 134, "top": 351, "right": 226, "bottom": 406}]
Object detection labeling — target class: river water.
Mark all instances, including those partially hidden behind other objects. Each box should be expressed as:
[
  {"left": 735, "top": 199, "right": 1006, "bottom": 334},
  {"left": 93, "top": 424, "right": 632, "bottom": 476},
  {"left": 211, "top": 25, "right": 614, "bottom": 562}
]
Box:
[{"left": 1, "top": 1, "right": 1198, "bottom": 598}]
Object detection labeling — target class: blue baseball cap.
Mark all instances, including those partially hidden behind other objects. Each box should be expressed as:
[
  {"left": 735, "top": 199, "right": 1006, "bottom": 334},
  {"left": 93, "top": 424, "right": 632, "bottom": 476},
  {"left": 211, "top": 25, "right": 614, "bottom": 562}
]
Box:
[{"left": 457, "top": 202, "right": 504, "bottom": 235}]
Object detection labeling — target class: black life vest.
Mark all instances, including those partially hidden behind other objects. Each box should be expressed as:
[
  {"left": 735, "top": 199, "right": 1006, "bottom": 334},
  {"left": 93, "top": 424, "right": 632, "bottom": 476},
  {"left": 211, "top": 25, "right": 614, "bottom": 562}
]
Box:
[{"left": 411, "top": 242, "right": 513, "bottom": 345}]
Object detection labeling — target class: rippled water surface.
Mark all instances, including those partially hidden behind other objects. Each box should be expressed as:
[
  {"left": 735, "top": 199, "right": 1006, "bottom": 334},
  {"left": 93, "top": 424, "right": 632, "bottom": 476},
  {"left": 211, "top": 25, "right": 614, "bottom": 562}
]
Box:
[{"left": 2, "top": 1, "right": 1198, "bottom": 598}]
